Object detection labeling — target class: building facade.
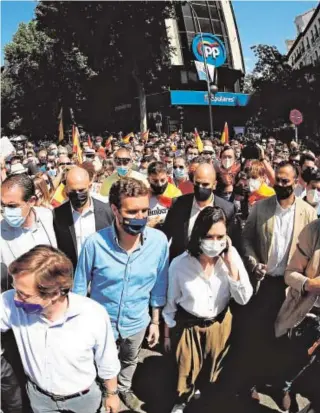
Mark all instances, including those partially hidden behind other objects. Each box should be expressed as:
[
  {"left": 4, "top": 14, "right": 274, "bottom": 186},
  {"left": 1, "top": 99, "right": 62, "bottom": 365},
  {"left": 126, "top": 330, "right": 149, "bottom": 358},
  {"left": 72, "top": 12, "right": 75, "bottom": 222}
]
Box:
[{"left": 287, "top": 4, "right": 320, "bottom": 69}]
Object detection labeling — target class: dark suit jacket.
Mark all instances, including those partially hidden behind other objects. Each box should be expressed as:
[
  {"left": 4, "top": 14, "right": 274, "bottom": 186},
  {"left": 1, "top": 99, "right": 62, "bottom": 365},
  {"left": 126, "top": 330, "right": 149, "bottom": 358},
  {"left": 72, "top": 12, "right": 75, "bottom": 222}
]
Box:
[
  {"left": 53, "top": 198, "right": 113, "bottom": 270},
  {"left": 162, "top": 193, "right": 239, "bottom": 262}
]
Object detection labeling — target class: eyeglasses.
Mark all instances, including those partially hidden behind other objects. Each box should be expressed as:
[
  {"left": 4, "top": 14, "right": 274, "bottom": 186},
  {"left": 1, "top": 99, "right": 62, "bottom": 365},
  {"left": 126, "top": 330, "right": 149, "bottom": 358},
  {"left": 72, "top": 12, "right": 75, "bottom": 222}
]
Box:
[
  {"left": 59, "top": 163, "right": 71, "bottom": 166},
  {"left": 203, "top": 151, "right": 213, "bottom": 156},
  {"left": 115, "top": 158, "right": 131, "bottom": 166},
  {"left": 173, "top": 165, "right": 184, "bottom": 170}
]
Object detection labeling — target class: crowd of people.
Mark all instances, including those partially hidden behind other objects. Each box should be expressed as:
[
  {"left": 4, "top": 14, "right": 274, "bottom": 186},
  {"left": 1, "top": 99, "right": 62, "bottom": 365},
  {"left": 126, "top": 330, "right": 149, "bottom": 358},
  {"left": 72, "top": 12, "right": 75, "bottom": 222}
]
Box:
[{"left": 1, "top": 130, "right": 320, "bottom": 413}]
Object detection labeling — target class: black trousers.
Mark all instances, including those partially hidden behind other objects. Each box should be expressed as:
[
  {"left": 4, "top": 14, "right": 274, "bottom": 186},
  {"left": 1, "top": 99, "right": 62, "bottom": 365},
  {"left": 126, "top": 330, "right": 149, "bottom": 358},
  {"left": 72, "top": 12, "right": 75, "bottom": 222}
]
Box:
[{"left": 1, "top": 355, "right": 23, "bottom": 413}]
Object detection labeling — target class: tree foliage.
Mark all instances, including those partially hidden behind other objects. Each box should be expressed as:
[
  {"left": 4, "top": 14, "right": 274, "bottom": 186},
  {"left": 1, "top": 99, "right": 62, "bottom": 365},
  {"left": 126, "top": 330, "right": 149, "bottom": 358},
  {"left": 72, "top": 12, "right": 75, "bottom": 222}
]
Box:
[{"left": 246, "top": 44, "right": 320, "bottom": 139}]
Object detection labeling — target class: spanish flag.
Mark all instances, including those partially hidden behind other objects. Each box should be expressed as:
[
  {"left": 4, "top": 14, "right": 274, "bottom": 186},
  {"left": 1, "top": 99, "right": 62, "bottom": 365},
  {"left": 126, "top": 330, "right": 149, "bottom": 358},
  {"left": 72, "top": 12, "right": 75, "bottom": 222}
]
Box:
[
  {"left": 123, "top": 132, "right": 134, "bottom": 144},
  {"left": 194, "top": 128, "right": 204, "bottom": 153},
  {"left": 87, "top": 135, "right": 93, "bottom": 148},
  {"left": 51, "top": 183, "right": 67, "bottom": 208},
  {"left": 221, "top": 122, "right": 229, "bottom": 145},
  {"left": 141, "top": 130, "right": 149, "bottom": 142},
  {"left": 72, "top": 125, "right": 83, "bottom": 164},
  {"left": 248, "top": 183, "right": 275, "bottom": 206},
  {"left": 58, "top": 107, "right": 64, "bottom": 143}
]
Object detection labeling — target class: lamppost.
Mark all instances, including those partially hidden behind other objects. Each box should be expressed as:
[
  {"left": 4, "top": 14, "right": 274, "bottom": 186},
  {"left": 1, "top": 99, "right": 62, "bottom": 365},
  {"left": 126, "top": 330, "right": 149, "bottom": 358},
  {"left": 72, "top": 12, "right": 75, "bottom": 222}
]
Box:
[{"left": 188, "top": 1, "right": 218, "bottom": 139}]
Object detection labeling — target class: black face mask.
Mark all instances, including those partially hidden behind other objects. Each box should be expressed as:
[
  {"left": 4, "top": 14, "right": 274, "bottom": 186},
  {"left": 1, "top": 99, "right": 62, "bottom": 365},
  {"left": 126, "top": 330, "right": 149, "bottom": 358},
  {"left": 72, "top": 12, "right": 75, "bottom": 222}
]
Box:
[
  {"left": 68, "top": 191, "right": 89, "bottom": 209},
  {"left": 188, "top": 172, "right": 194, "bottom": 182},
  {"left": 194, "top": 184, "right": 212, "bottom": 202},
  {"left": 274, "top": 185, "right": 294, "bottom": 200},
  {"left": 151, "top": 182, "right": 168, "bottom": 196}
]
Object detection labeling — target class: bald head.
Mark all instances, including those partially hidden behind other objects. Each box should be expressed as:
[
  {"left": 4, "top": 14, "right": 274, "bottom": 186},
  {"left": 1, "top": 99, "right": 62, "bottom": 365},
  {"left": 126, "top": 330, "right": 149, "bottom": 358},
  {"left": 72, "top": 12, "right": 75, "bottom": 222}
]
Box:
[
  {"left": 194, "top": 163, "right": 216, "bottom": 186},
  {"left": 115, "top": 148, "right": 131, "bottom": 158},
  {"left": 66, "top": 166, "right": 90, "bottom": 191}
]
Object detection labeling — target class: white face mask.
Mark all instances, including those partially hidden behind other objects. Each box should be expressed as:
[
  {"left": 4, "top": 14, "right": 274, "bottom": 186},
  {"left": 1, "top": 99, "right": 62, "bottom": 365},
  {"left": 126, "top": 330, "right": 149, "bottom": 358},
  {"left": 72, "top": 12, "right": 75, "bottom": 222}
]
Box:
[
  {"left": 201, "top": 238, "right": 227, "bottom": 258},
  {"left": 249, "top": 178, "right": 261, "bottom": 193},
  {"left": 306, "top": 189, "right": 320, "bottom": 205},
  {"left": 222, "top": 158, "right": 233, "bottom": 169}
]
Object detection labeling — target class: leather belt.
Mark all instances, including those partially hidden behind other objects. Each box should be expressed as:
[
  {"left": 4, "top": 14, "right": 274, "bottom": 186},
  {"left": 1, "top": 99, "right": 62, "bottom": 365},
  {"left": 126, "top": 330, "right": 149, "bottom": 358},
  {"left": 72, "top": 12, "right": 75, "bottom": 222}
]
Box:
[
  {"left": 28, "top": 378, "right": 90, "bottom": 402},
  {"left": 176, "top": 305, "right": 228, "bottom": 328}
]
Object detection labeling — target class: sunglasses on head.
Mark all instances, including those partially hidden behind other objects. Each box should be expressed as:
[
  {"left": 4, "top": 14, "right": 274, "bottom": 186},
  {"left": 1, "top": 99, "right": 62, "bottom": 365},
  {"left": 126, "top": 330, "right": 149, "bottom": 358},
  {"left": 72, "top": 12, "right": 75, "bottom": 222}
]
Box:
[{"left": 115, "top": 158, "right": 130, "bottom": 166}]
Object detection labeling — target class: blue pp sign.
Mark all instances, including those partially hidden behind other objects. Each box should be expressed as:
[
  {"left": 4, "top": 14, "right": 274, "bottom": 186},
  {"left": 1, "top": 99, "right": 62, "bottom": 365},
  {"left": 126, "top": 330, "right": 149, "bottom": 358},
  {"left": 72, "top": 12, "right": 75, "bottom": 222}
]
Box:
[{"left": 192, "top": 33, "right": 226, "bottom": 68}]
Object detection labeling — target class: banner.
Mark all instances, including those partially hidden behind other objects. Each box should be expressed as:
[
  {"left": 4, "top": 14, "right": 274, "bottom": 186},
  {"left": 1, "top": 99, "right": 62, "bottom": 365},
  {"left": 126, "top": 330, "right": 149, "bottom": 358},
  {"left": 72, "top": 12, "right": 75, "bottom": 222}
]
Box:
[
  {"left": 170, "top": 90, "right": 250, "bottom": 107},
  {"left": 194, "top": 61, "right": 215, "bottom": 82}
]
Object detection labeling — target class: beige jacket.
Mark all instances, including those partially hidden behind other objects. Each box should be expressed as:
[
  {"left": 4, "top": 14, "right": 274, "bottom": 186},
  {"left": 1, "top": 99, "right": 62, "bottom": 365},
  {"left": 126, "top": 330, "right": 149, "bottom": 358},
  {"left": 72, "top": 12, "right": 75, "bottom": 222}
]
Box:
[
  {"left": 242, "top": 196, "right": 317, "bottom": 274},
  {"left": 275, "top": 219, "right": 320, "bottom": 337}
]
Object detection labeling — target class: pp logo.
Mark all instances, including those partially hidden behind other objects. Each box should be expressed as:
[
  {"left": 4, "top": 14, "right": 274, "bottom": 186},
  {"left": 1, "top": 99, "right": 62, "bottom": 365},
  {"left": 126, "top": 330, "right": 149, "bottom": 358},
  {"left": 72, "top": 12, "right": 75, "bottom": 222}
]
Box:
[{"left": 192, "top": 33, "right": 227, "bottom": 68}]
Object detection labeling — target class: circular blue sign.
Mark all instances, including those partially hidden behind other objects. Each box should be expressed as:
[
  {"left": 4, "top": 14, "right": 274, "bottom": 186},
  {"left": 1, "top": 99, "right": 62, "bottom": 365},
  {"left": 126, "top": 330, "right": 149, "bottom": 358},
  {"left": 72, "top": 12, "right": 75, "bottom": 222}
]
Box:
[{"left": 192, "top": 33, "right": 227, "bottom": 68}]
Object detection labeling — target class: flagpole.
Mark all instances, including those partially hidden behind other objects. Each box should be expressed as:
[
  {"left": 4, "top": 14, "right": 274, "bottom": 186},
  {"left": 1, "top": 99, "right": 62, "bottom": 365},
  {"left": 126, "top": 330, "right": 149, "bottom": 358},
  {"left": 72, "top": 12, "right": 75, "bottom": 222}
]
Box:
[{"left": 189, "top": 2, "right": 214, "bottom": 139}]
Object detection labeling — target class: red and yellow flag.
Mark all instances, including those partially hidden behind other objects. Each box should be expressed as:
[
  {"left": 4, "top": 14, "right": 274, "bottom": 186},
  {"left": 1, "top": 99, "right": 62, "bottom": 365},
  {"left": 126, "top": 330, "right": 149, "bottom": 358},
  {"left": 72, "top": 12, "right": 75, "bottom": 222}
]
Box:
[
  {"left": 141, "top": 130, "right": 149, "bottom": 142},
  {"left": 221, "top": 122, "right": 229, "bottom": 145},
  {"left": 123, "top": 132, "right": 134, "bottom": 144},
  {"left": 72, "top": 125, "right": 83, "bottom": 164},
  {"left": 87, "top": 135, "right": 93, "bottom": 148},
  {"left": 194, "top": 128, "right": 203, "bottom": 153},
  {"left": 58, "top": 107, "right": 64, "bottom": 143}
]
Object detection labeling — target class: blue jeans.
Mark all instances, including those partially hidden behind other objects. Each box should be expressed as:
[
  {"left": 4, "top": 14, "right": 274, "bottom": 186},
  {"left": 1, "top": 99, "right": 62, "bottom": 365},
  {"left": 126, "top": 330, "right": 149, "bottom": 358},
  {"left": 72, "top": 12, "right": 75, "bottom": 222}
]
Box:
[{"left": 26, "top": 380, "right": 102, "bottom": 413}]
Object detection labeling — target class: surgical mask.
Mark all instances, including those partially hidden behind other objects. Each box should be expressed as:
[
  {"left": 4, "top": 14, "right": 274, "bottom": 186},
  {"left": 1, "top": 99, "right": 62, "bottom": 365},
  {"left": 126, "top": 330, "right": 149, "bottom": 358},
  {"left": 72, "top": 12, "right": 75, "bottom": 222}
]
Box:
[
  {"left": 14, "top": 300, "right": 45, "bottom": 314},
  {"left": 187, "top": 155, "right": 196, "bottom": 162},
  {"left": 194, "top": 184, "right": 212, "bottom": 202},
  {"left": 249, "top": 178, "right": 261, "bottom": 193},
  {"left": 166, "top": 164, "right": 173, "bottom": 174},
  {"left": 48, "top": 169, "right": 57, "bottom": 177},
  {"left": 3, "top": 207, "right": 27, "bottom": 228},
  {"left": 173, "top": 168, "right": 186, "bottom": 180},
  {"left": 201, "top": 238, "right": 227, "bottom": 258},
  {"left": 68, "top": 191, "right": 89, "bottom": 209},
  {"left": 121, "top": 216, "right": 147, "bottom": 236},
  {"left": 274, "top": 184, "right": 294, "bottom": 200},
  {"left": 151, "top": 182, "right": 168, "bottom": 196},
  {"left": 139, "top": 169, "right": 148, "bottom": 175},
  {"left": 222, "top": 159, "right": 233, "bottom": 169},
  {"left": 307, "top": 189, "right": 320, "bottom": 205},
  {"left": 117, "top": 166, "right": 129, "bottom": 177}
]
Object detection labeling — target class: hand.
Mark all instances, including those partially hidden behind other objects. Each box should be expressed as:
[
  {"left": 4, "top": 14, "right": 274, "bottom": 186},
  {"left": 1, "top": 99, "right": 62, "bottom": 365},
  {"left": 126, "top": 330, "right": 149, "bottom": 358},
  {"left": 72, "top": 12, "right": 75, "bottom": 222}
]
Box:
[
  {"left": 221, "top": 236, "right": 233, "bottom": 264},
  {"left": 105, "top": 394, "right": 120, "bottom": 413},
  {"left": 305, "top": 277, "right": 320, "bottom": 294},
  {"left": 147, "top": 323, "right": 159, "bottom": 348},
  {"left": 254, "top": 263, "right": 267, "bottom": 280},
  {"left": 164, "top": 337, "right": 171, "bottom": 353},
  {"left": 256, "top": 144, "right": 265, "bottom": 160}
]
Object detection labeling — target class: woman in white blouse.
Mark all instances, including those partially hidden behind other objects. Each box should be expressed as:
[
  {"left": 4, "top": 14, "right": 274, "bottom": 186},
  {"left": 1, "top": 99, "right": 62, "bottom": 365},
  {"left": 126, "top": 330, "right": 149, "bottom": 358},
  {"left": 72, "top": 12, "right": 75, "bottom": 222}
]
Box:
[{"left": 163, "top": 206, "right": 253, "bottom": 413}]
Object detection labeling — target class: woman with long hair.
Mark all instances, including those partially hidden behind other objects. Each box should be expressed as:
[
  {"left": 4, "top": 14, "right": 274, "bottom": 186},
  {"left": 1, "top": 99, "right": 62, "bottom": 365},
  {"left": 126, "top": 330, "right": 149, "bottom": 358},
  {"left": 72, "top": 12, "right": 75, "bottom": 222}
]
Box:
[
  {"left": 163, "top": 206, "right": 253, "bottom": 413},
  {"left": 33, "top": 176, "right": 53, "bottom": 209}
]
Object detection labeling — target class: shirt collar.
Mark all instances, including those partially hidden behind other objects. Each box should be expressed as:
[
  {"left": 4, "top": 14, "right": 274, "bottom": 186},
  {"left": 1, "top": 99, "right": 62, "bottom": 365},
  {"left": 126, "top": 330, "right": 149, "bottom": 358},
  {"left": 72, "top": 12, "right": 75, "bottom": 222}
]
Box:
[
  {"left": 192, "top": 194, "right": 214, "bottom": 211},
  {"left": 111, "top": 221, "right": 147, "bottom": 250},
  {"left": 275, "top": 198, "right": 296, "bottom": 214}
]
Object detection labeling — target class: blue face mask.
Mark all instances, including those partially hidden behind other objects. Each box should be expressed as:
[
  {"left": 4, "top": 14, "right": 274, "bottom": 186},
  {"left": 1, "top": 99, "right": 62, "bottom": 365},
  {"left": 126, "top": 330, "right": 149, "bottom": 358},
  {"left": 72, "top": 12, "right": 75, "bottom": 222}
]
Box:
[
  {"left": 48, "top": 169, "right": 57, "bottom": 177},
  {"left": 174, "top": 168, "right": 186, "bottom": 180},
  {"left": 3, "top": 207, "right": 27, "bottom": 228},
  {"left": 117, "top": 166, "right": 129, "bottom": 177},
  {"left": 14, "top": 300, "right": 44, "bottom": 314},
  {"left": 122, "top": 217, "right": 147, "bottom": 236}
]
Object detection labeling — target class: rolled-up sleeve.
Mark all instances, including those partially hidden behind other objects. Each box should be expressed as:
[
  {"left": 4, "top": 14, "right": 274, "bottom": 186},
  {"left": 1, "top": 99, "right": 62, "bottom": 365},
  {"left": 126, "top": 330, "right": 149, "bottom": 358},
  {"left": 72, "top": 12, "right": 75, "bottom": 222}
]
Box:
[
  {"left": 227, "top": 247, "right": 253, "bottom": 305},
  {"left": 73, "top": 238, "right": 94, "bottom": 296},
  {"left": 94, "top": 306, "right": 121, "bottom": 380},
  {"left": 150, "top": 237, "right": 169, "bottom": 307}
]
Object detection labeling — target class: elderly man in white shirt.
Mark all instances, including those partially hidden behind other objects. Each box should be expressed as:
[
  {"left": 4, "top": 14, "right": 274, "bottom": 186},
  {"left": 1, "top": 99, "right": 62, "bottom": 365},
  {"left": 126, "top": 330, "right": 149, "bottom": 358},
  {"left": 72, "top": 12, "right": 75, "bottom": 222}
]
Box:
[{"left": 1, "top": 245, "right": 121, "bottom": 413}]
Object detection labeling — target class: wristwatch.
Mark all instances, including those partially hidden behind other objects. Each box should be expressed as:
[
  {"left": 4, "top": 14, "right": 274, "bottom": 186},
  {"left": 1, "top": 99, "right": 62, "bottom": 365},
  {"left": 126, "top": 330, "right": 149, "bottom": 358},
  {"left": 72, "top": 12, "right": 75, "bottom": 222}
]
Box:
[{"left": 106, "top": 389, "right": 119, "bottom": 396}]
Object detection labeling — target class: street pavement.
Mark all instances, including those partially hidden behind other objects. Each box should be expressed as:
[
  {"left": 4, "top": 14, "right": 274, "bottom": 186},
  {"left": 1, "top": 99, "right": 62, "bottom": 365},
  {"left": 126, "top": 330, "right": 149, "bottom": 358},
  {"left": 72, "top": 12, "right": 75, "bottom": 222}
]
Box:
[{"left": 119, "top": 347, "right": 309, "bottom": 413}]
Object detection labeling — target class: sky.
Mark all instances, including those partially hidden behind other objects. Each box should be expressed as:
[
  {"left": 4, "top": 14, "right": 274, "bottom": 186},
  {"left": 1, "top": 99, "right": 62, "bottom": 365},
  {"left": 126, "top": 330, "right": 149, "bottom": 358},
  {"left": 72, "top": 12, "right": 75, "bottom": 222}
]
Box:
[{"left": 1, "top": 0, "right": 319, "bottom": 71}]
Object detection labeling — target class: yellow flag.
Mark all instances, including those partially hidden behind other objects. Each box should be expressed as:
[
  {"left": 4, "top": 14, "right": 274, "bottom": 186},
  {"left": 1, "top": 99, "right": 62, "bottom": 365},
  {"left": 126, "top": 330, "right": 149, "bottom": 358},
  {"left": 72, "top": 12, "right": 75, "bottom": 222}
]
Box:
[
  {"left": 123, "top": 132, "right": 134, "bottom": 144},
  {"left": 194, "top": 128, "right": 203, "bottom": 153},
  {"left": 58, "top": 107, "right": 64, "bottom": 143},
  {"left": 72, "top": 125, "right": 83, "bottom": 164}
]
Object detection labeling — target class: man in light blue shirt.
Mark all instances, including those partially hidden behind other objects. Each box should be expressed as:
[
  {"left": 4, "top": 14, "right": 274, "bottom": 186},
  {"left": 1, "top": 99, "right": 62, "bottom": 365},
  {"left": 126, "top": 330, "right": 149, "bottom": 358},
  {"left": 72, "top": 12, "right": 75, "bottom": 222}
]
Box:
[{"left": 74, "top": 177, "right": 169, "bottom": 411}]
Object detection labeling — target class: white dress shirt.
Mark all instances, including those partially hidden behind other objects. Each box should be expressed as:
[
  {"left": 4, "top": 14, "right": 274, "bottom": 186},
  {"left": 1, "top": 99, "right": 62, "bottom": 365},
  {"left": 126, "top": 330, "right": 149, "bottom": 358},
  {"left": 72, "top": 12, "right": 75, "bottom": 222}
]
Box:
[
  {"left": 188, "top": 196, "right": 214, "bottom": 238},
  {"left": 72, "top": 199, "right": 96, "bottom": 257},
  {"left": 1, "top": 291, "right": 120, "bottom": 395},
  {"left": 163, "top": 248, "right": 253, "bottom": 328},
  {"left": 267, "top": 200, "right": 296, "bottom": 276}
]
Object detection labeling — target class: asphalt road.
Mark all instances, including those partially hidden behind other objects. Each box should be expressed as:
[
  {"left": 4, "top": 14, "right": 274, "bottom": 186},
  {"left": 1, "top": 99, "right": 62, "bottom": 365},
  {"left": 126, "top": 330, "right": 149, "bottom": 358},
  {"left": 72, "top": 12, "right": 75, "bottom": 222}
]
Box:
[{"left": 119, "top": 347, "right": 309, "bottom": 413}]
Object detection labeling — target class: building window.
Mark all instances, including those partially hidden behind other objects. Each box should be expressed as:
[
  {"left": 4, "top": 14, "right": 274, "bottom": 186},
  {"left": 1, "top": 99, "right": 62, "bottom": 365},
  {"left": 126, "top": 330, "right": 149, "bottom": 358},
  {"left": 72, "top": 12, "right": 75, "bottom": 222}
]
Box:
[
  {"left": 311, "top": 29, "right": 315, "bottom": 43},
  {"left": 306, "top": 37, "right": 310, "bottom": 49},
  {"left": 315, "top": 50, "right": 319, "bottom": 61},
  {"left": 315, "top": 25, "right": 319, "bottom": 38}
]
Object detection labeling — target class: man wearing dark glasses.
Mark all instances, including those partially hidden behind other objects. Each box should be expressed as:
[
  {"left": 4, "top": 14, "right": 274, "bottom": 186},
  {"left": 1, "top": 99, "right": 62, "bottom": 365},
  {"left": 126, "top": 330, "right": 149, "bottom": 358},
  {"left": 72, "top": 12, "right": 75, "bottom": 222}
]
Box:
[{"left": 100, "top": 148, "right": 148, "bottom": 196}]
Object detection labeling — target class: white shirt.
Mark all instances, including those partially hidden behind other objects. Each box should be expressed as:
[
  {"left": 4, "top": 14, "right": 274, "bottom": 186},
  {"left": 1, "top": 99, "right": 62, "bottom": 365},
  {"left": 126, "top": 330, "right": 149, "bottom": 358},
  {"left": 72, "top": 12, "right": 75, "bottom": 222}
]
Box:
[
  {"left": 148, "top": 196, "right": 170, "bottom": 223},
  {"left": 188, "top": 196, "right": 214, "bottom": 238},
  {"left": 162, "top": 248, "right": 253, "bottom": 328},
  {"left": 1, "top": 291, "right": 120, "bottom": 395},
  {"left": 267, "top": 200, "right": 296, "bottom": 276},
  {"left": 294, "top": 183, "right": 306, "bottom": 198},
  {"left": 72, "top": 199, "right": 96, "bottom": 257}
]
